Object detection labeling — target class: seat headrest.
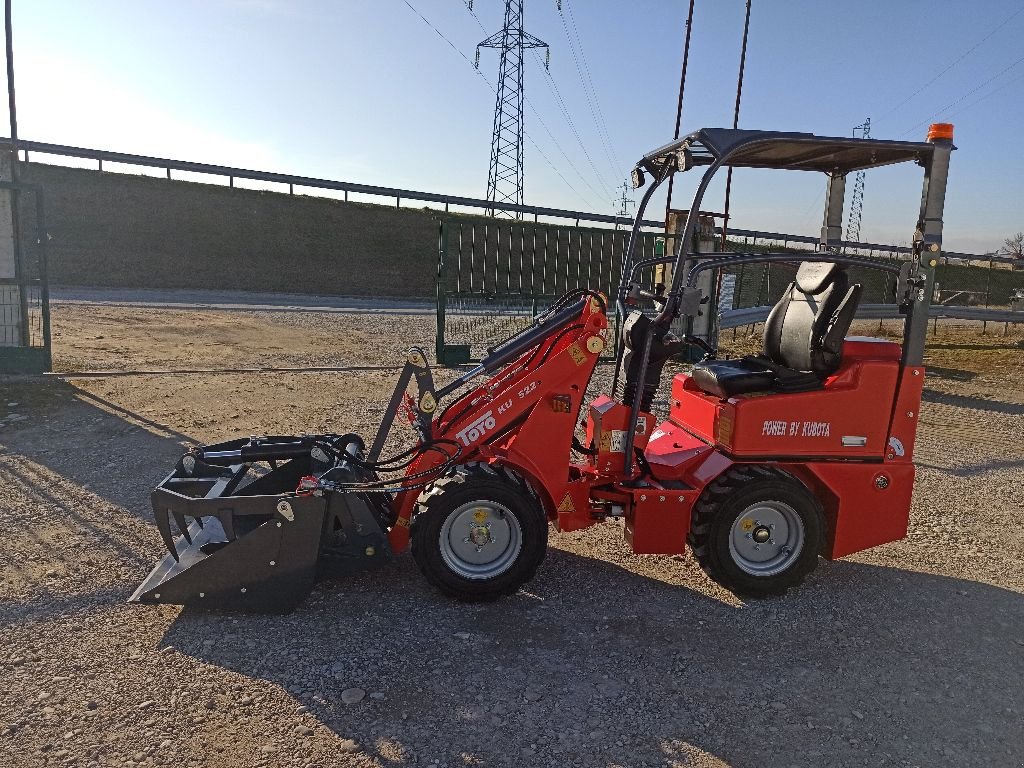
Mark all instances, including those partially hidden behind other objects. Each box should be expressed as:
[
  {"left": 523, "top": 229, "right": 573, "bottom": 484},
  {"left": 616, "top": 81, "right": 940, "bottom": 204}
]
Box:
[{"left": 795, "top": 261, "right": 844, "bottom": 295}]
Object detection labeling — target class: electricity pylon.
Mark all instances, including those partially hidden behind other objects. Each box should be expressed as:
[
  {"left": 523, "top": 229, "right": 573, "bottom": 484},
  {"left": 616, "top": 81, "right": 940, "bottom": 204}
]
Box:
[{"left": 474, "top": 1, "right": 551, "bottom": 217}]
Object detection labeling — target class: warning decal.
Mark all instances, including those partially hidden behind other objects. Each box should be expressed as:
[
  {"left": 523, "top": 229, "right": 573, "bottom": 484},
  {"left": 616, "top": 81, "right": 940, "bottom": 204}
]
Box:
[{"left": 557, "top": 494, "right": 576, "bottom": 513}]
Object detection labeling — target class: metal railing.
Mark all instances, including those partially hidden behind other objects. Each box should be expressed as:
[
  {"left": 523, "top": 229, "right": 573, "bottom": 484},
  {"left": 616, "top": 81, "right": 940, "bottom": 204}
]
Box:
[{"left": 4, "top": 136, "right": 1016, "bottom": 267}]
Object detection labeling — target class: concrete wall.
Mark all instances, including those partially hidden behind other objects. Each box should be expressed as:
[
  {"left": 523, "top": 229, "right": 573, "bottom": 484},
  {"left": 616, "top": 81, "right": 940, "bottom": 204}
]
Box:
[{"left": 20, "top": 163, "right": 446, "bottom": 298}]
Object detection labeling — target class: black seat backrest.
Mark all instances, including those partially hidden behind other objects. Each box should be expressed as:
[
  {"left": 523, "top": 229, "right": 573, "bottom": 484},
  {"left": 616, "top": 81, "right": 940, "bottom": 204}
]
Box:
[{"left": 762, "top": 262, "right": 862, "bottom": 375}]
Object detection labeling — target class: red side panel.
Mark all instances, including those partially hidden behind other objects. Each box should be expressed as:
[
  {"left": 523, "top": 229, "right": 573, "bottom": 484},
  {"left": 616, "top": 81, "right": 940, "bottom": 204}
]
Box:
[
  {"left": 671, "top": 362, "right": 901, "bottom": 460},
  {"left": 887, "top": 367, "right": 925, "bottom": 462},
  {"left": 726, "top": 360, "right": 899, "bottom": 458},
  {"left": 670, "top": 374, "right": 719, "bottom": 443},
  {"left": 585, "top": 395, "right": 654, "bottom": 477},
  {"left": 842, "top": 337, "right": 901, "bottom": 362},
  {"left": 624, "top": 488, "right": 697, "bottom": 554},
  {"left": 627, "top": 422, "right": 727, "bottom": 555},
  {"left": 789, "top": 462, "right": 915, "bottom": 559}
]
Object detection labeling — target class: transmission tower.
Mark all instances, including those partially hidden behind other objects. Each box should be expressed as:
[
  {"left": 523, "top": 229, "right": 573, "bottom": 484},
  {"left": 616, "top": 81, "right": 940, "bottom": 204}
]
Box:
[
  {"left": 614, "top": 180, "right": 634, "bottom": 220},
  {"left": 844, "top": 117, "right": 871, "bottom": 245},
  {"left": 474, "top": 1, "right": 551, "bottom": 217}
]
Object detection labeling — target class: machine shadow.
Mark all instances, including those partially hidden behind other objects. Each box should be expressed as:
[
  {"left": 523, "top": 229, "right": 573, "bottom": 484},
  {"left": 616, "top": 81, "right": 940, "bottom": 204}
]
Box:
[
  {"left": 161, "top": 546, "right": 1024, "bottom": 767},
  {"left": 0, "top": 377, "right": 192, "bottom": 623},
  {"left": 923, "top": 387, "right": 1024, "bottom": 416}
]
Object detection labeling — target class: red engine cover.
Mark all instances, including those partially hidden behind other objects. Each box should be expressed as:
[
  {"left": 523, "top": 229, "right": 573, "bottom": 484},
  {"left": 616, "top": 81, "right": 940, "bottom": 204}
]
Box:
[{"left": 670, "top": 339, "right": 903, "bottom": 459}]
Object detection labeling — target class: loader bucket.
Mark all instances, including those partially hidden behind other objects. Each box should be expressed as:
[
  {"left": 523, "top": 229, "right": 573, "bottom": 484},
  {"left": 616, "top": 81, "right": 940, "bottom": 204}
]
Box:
[
  {"left": 131, "top": 438, "right": 394, "bottom": 613},
  {"left": 130, "top": 490, "right": 328, "bottom": 614}
]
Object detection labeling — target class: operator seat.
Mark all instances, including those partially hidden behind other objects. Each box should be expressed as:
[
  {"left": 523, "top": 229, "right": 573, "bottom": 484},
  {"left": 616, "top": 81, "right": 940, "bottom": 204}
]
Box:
[{"left": 691, "top": 261, "right": 862, "bottom": 398}]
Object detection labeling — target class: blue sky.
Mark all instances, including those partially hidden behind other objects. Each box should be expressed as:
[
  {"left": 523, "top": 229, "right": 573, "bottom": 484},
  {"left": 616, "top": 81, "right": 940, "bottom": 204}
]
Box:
[{"left": 10, "top": 0, "right": 1024, "bottom": 253}]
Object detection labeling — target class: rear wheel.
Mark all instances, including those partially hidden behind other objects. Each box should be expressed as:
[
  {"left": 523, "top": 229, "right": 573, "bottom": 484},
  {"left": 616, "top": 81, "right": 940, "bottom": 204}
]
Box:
[
  {"left": 411, "top": 463, "right": 547, "bottom": 601},
  {"left": 688, "top": 465, "right": 824, "bottom": 597}
]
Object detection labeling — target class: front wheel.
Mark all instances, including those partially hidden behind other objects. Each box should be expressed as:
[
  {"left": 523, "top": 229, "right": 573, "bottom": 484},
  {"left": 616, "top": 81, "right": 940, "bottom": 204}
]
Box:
[
  {"left": 411, "top": 463, "right": 547, "bottom": 601},
  {"left": 688, "top": 466, "right": 824, "bottom": 597}
]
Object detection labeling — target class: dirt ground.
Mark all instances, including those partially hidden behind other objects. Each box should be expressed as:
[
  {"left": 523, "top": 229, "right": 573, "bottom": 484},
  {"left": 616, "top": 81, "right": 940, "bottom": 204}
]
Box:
[{"left": 1, "top": 303, "right": 1022, "bottom": 768}]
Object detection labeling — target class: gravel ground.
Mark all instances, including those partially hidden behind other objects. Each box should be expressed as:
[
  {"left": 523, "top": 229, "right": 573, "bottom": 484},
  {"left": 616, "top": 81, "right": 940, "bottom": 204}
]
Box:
[{"left": 1, "top": 305, "right": 1022, "bottom": 768}]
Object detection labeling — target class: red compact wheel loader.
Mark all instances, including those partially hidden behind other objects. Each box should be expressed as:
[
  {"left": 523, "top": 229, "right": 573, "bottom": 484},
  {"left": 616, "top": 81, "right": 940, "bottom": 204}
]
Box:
[{"left": 131, "top": 124, "right": 955, "bottom": 613}]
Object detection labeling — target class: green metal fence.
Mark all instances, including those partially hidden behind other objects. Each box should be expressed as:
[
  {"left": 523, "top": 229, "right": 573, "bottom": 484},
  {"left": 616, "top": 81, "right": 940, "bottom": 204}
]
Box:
[
  {"left": 436, "top": 219, "right": 1023, "bottom": 365},
  {"left": 435, "top": 219, "right": 664, "bottom": 364},
  {"left": 0, "top": 181, "right": 51, "bottom": 374}
]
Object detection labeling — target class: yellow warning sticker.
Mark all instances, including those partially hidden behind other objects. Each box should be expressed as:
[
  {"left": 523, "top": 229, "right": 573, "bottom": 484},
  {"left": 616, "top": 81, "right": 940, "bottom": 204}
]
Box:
[
  {"left": 395, "top": 517, "right": 411, "bottom": 529},
  {"left": 741, "top": 518, "right": 754, "bottom": 532},
  {"left": 568, "top": 343, "right": 587, "bottom": 366},
  {"left": 557, "top": 494, "right": 576, "bottom": 513},
  {"left": 473, "top": 509, "right": 488, "bottom": 523}
]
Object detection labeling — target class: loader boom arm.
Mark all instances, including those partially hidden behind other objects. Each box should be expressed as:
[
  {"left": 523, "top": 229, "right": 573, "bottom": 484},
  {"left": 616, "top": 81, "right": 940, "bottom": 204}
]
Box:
[{"left": 386, "top": 293, "right": 608, "bottom": 551}]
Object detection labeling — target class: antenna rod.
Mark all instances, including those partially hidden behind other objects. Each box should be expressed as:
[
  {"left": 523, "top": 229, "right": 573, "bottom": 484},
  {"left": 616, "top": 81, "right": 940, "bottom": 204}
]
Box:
[
  {"left": 664, "top": 0, "right": 696, "bottom": 221},
  {"left": 720, "top": 0, "right": 752, "bottom": 249}
]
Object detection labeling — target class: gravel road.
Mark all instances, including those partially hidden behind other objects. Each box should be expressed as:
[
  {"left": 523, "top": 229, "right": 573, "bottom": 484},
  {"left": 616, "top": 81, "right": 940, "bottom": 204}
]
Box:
[{"left": 1, "top": 305, "right": 1022, "bottom": 768}]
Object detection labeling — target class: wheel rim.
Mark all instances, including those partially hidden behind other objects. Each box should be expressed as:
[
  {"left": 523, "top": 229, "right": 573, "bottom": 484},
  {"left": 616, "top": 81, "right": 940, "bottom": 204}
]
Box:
[
  {"left": 727, "top": 500, "right": 805, "bottom": 577},
  {"left": 439, "top": 500, "right": 522, "bottom": 581}
]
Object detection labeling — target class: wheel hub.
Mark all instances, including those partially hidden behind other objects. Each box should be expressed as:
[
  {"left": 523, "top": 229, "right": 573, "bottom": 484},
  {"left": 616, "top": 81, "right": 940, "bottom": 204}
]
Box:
[
  {"left": 468, "top": 522, "right": 493, "bottom": 549},
  {"left": 729, "top": 502, "right": 805, "bottom": 577},
  {"left": 439, "top": 501, "right": 523, "bottom": 580}
]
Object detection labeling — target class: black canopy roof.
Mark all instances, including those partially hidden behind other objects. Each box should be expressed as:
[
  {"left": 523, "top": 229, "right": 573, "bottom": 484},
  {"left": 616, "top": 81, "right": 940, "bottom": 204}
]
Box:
[{"left": 640, "top": 128, "right": 941, "bottom": 176}]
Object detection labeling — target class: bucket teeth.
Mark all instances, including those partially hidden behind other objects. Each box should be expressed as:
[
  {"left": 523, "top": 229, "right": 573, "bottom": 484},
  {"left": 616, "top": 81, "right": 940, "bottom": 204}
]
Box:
[
  {"left": 173, "top": 511, "right": 192, "bottom": 545},
  {"left": 155, "top": 507, "right": 180, "bottom": 562},
  {"left": 217, "top": 510, "right": 236, "bottom": 542}
]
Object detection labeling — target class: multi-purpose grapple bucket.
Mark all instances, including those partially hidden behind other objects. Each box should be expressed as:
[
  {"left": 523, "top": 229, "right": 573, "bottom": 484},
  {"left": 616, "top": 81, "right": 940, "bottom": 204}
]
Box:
[{"left": 129, "top": 435, "right": 394, "bottom": 613}]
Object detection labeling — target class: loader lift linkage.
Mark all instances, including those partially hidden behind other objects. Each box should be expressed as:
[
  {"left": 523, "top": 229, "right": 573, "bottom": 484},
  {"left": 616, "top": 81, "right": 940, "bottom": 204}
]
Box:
[{"left": 132, "top": 123, "right": 955, "bottom": 613}]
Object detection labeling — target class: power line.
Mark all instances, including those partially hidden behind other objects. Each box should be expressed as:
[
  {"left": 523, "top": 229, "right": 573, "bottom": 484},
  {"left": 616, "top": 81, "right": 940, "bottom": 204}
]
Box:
[
  {"left": 938, "top": 67, "right": 1024, "bottom": 125},
  {"left": 532, "top": 49, "right": 616, "bottom": 195},
  {"left": 899, "top": 50, "right": 1024, "bottom": 137},
  {"left": 557, "top": 0, "right": 622, "bottom": 177},
  {"left": 561, "top": 0, "right": 621, "bottom": 172},
  {"left": 881, "top": 4, "right": 1024, "bottom": 119},
  {"left": 402, "top": 0, "right": 595, "bottom": 207}
]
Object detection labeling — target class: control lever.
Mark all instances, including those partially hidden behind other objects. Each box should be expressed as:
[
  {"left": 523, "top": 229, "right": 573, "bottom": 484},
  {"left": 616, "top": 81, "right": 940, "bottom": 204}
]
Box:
[
  {"left": 625, "top": 284, "right": 667, "bottom": 307},
  {"left": 683, "top": 334, "right": 716, "bottom": 361}
]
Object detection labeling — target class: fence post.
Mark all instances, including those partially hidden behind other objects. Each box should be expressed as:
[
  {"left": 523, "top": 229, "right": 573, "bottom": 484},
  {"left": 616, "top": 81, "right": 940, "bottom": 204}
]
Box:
[
  {"left": 982, "top": 257, "right": 994, "bottom": 335},
  {"left": 35, "top": 190, "right": 51, "bottom": 360},
  {"left": 436, "top": 220, "right": 448, "bottom": 363}
]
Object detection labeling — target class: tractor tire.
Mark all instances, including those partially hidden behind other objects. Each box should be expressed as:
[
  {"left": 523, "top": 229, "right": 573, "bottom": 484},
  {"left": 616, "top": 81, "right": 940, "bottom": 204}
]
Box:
[
  {"left": 411, "top": 463, "right": 548, "bottom": 601},
  {"left": 688, "top": 465, "right": 824, "bottom": 598}
]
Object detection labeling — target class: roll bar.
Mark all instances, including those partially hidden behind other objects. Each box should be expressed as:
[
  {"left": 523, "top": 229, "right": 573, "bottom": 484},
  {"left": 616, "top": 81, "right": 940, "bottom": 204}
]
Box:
[{"left": 613, "top": 126, "right": 955, "bottom": 478}]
